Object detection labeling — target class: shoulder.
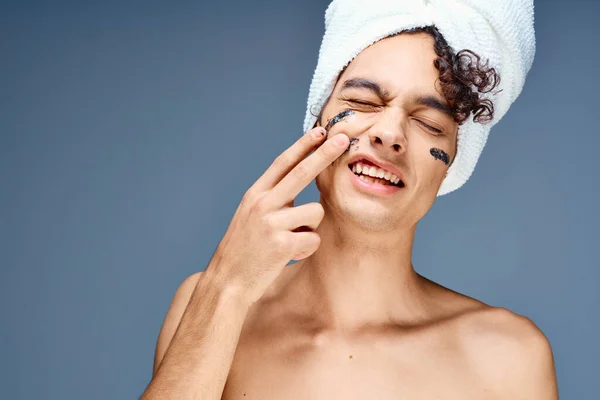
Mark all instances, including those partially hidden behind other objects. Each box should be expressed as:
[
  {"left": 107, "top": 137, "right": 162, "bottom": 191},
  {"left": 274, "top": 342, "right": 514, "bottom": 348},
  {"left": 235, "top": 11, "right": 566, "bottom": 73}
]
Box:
[
  {"left": 153, "top": 272, "right": 204, "bottom": 375},
  {"left": 455, "top": 307, "right": 558, "bottom": 399}
]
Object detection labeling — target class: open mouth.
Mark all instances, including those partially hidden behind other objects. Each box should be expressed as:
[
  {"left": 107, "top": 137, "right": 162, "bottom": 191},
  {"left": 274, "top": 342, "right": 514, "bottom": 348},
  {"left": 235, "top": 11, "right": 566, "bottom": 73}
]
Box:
[{"left": 348, "top": 160, "right": 405, "bottom": 188}]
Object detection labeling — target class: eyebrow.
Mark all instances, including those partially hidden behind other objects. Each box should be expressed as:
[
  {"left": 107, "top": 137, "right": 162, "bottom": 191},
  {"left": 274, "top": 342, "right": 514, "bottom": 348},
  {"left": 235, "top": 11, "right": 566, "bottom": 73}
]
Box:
[
  {"left": 412, "top": 95, "right": 454, "bottom": 119},
  {"left": 340, "top": 77, "right": 454, "bottom": 119},
  {"left": 341, "top": 78, "right": 391, "bottom": 101}
]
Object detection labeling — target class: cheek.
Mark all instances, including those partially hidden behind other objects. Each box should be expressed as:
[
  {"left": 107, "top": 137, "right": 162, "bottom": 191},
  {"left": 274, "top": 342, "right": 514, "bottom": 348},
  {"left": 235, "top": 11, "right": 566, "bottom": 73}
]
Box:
[
  {"left": 325, "top": 104, "right": 379, "bottom": 136},
  {"left": 315, "top": 160, "right": 348, "bottom": 196},
  {"left": 314, "top": 168, "right": 331, "bottom": 194},
  {"left": 429, "top": 147, "right": 451, "bottom": 166},
  {"left": 324, "top": 109, "right": 355, "bottom": 132},
  {"left": 412, "top": 140, "right": 448, "bottom": 187}
]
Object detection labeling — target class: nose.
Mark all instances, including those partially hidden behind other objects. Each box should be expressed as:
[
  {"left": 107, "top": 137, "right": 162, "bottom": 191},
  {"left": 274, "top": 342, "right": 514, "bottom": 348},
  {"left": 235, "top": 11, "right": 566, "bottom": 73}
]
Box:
[{"left": 368, "top": 116, "right": 408, "bottom": 154}]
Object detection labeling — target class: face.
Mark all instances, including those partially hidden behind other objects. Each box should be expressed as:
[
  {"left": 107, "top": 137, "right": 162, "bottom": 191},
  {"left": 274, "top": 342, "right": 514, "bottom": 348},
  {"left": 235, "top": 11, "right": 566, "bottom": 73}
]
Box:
[{"left": 314, "top": 32, "right": 458, "bottom": 231}]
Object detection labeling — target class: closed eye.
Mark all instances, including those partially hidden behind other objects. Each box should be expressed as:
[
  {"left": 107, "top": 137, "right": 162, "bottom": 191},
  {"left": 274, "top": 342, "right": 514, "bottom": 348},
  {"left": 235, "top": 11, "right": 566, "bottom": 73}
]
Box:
[
  {"left": 346, "top": 99, "right": 380, "bottom": 108},
  {"left": 344, "top": 98, "right": 445, "bottom": 135},
  {"left": 415, "top": 119, "right": 443, "bottom": 135}
]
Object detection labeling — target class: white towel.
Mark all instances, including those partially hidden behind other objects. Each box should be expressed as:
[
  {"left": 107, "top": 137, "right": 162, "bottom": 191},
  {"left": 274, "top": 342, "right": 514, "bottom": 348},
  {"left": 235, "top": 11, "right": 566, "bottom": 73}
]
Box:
[{"left": 303, "top": 0, "right": 536, "bottom": 196}]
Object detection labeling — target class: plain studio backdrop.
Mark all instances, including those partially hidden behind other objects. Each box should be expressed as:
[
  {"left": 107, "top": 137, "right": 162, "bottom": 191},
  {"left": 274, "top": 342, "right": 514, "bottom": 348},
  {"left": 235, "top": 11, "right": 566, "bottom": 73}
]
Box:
[{"left": 1, "top": 0, "right": 598, "bottom": 399}]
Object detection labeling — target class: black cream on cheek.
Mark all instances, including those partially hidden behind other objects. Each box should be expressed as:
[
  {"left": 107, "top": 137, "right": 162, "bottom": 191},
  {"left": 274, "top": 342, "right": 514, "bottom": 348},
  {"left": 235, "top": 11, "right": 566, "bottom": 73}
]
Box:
[
  {"left": 430, "top": 148, "right": 450, "bottom": 165},
  {"left": 324, "top": 109, "right": 355, "bottom": 135},
  {"left": 324, "top": 109, "right": 360, "bottom": 165}
]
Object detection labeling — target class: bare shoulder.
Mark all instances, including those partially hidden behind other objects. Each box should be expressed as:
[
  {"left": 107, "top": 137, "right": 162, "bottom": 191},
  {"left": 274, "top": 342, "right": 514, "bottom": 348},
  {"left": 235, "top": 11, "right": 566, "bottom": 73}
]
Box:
[
  {"left": 152, "top": 271, "right": 204, "bottom": 375},
  {"left": 455, "top": 307, "right": 558, "bottom": 399}
]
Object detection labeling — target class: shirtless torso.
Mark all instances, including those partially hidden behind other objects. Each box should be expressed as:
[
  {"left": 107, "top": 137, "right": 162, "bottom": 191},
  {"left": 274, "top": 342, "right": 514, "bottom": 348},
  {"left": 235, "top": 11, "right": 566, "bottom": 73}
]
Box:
[
  {"left": 142, "top": 47, "right": 557, "bottom": 396},
  {"left": 217, "top": 263, "right": 554, "bottom": 400}
]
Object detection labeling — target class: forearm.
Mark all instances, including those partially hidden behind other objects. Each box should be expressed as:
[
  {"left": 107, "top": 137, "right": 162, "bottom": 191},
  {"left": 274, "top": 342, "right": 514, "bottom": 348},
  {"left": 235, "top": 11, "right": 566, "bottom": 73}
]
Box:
[{"left": 142, "top": 270, "right": 251, "bottom": 400}]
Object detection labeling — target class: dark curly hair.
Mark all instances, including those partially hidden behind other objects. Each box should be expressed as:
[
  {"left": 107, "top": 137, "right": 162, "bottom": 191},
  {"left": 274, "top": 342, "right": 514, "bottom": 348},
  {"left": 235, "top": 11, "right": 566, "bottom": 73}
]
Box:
[{"left": 314, "top": 25, "right": 501, "bottom": 126}]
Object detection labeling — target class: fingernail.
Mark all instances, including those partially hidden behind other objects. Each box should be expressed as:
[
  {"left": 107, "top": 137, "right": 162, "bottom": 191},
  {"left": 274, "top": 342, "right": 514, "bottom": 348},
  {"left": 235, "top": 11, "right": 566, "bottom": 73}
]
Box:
[{"left": 312, "top": 128, "right": 325, "bottom": 139}]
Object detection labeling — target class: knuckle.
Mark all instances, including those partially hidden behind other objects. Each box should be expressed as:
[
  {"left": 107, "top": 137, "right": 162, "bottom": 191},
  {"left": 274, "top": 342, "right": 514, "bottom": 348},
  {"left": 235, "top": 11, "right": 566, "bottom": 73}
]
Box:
[
  {"left": 292, "top": 163, "right": 309, "bottom": 180},
  {"left": 249, "top": 196, "right": 267, "bottom": 214},
  {"left": 306, "top": 232, "right": 321, "bottom": 252},
  {"left": 273, "top": 153, "right": 291, "bottom": 169},
  {"left": 241, "top": 189, "right": 256, "bottom": 206},
  {"left": 271, "top": 233, "right": 290, "bottom": 254},
  {"left": 311, "top": 232, "right": 321, "bottom": 246},
  {"left": 312, "top": 203, "right": 325, "bottom": 219},
  {"left": 260, "top": 214, "right": 276, "bottom": 235},
  {"left": 304, "top": 202, "right": 324, "bottom": 223},
  {"left": 321, "top": 139, "right": 343, "bottom": 157}
]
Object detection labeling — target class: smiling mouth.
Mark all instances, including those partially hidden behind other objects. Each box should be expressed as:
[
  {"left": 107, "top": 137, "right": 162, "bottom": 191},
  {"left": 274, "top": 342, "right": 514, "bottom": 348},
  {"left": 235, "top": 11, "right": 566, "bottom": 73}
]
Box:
[{"left": 347, "top": 161, "right": 405, "bottom": 188}]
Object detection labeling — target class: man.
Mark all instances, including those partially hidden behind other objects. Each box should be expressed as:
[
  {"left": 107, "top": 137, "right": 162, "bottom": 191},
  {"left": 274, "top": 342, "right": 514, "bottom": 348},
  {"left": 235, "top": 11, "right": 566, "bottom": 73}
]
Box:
[{"left": 142, "top": 1, "right": 558, "bottom": 399}]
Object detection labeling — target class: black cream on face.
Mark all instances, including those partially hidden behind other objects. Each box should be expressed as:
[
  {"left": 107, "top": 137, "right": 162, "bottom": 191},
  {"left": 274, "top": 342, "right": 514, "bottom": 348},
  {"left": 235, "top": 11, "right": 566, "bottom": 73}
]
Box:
[
  {"left": 324, "top": 109, "right": 359, "bottom": 153},
  {"left": 430, "top": 147, "right": 450, "bottom": 165}
]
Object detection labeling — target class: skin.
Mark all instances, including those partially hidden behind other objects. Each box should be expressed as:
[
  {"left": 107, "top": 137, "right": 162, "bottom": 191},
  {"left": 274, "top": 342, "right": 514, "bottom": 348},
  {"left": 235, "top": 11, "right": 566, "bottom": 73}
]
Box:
[{"left": 147, "top": 32, "right": 558, "bottom": 399}]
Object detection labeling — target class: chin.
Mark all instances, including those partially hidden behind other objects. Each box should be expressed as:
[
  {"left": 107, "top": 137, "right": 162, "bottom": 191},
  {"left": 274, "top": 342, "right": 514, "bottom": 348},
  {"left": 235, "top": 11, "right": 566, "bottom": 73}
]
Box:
[
  {"left": 324, "top": 184, "right": 405, "bottom": 230},
  {"left": 346, "top": 206, "right": 403, "bottom": 232}
]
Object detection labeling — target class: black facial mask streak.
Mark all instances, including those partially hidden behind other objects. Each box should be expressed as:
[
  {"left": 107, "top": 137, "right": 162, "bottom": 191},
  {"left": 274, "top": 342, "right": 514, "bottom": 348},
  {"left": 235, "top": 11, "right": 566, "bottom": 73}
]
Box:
[
  {"left": 430, "top": 148, "right": 450, "bottom": 165},
  {"left": 324, "top": 109, "right": 355, "bottom": 135},
  {"left": 347, "top": 138, "right": 359, "bottom": 152},
  {"left": 323, "top": 109, "right": 360, "bottom": 165}
]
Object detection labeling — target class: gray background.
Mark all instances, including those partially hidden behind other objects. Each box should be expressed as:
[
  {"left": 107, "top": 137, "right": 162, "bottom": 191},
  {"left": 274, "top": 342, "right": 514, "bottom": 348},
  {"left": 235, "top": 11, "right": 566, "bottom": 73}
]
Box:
[{"left": 1, "top": 0, "right": 598, "bottom": 399}]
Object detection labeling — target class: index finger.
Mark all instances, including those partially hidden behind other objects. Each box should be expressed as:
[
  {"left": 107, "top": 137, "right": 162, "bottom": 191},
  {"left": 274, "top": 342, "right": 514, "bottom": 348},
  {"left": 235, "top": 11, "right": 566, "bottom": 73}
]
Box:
[
  {"left": 267, "top": 133, "right": 349, "bottom": 207},
  {"left": 251, "top": 127, "right": 327, "bottom": 193}
]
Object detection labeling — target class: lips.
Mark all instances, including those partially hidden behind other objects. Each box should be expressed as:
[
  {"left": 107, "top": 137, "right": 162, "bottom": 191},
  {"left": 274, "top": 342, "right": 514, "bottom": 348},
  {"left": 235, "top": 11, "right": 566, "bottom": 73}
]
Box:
[
  {"left": 349, "top": 161, "right": 403, "bottom": 187},
  {"left": 347, "top": 164, "right": 404, "bottom": 195},
  {"left": 346, "top": 155, "right": 406, "bottom": 188}
]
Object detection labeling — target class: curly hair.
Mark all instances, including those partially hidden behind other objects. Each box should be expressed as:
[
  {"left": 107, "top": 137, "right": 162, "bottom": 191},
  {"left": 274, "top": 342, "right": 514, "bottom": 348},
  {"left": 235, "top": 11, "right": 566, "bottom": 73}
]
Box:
[
  {"left": 406, "top": 25, "right": 501, "bottom": 124},
  {"left": 313, "top": 25, "right": 501, "bottom": 126}
]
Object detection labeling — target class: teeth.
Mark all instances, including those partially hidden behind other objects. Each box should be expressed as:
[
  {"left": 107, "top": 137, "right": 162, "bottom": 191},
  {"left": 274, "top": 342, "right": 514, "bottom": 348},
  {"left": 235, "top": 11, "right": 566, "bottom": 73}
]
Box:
[
  {"left": 350, "top": 161, "right": 402, "bottom": 186},
  {"left": 359, "top": 175, "right": 389, "bottom": 185}
]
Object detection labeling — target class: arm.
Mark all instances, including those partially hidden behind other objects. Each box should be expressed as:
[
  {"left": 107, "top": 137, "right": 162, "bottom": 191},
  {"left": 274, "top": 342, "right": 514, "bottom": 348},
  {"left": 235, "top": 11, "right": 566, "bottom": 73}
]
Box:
[
  {"left": 141, "top": 269, "right": 252, "bottom": 400},
  {"left": 141, "top": 127, "right": 349, "bottom": 399}
]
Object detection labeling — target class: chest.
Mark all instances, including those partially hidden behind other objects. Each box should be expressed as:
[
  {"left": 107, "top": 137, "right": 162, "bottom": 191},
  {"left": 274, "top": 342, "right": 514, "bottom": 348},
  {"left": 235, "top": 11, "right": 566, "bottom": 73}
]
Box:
[{"left": 221, "top": 326, "right": 492, "bottom": 400}]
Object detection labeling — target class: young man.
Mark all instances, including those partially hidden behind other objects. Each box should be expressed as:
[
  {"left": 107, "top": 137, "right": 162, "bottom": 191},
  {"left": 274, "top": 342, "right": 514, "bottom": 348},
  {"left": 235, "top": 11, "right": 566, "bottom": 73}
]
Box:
[{"left": 142, "top": 1, "right": 558, "bottom": 399}]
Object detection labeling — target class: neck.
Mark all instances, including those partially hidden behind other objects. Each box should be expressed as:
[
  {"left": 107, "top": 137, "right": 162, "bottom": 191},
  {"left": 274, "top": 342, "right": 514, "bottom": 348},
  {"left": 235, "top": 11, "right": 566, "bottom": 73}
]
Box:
[{"left": 292, "top": 198, "right": 430, "bottom": 330}]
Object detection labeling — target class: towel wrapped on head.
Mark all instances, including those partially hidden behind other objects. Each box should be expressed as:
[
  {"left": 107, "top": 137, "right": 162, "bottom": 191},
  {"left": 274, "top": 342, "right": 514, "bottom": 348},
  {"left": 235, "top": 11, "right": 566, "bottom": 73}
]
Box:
[{"left": 303, "top": 0, "right": 536, "bottom": 196}]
